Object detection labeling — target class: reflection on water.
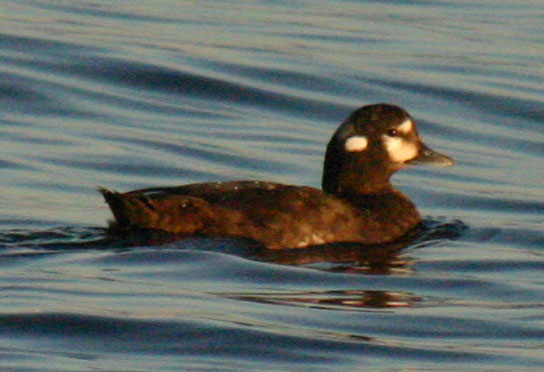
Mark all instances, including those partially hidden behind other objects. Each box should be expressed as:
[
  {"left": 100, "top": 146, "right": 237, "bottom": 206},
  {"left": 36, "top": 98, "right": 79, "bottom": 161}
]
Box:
[
  {"left": 0, "top": 218, "right": 466, "bottom": 272},
  {"left": 224, "top": 289, "right": 421, "bottom": 310}
]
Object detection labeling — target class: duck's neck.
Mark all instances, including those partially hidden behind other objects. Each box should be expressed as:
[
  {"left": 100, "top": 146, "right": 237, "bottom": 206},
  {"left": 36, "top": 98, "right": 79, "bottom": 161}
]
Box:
[
  {"left": 322, "top": 155, "right": 394, "bottom": 195},
  {"left": 321, "top": 135, "right": 397, "bottom": 196}
]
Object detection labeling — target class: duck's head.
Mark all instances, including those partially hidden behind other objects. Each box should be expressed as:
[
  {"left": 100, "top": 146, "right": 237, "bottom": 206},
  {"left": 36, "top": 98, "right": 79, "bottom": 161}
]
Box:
[{"left": 322, "top": 103, "right": 454, "bottom": 195}]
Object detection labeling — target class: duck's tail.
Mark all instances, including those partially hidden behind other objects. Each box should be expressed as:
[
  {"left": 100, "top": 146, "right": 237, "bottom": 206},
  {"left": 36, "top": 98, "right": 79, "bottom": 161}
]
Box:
[
  {"left": 98, "top": 187, "right": 217, "bottom": 234},
  {"left": 98, "top": 188, "right": 132, "bottom": 228}
]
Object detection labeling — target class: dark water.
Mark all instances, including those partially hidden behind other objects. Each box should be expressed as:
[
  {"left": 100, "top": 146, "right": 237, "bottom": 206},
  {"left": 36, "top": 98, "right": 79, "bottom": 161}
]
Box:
[{"left": 1, "top": 1, "right": 543, "bottom": 371}]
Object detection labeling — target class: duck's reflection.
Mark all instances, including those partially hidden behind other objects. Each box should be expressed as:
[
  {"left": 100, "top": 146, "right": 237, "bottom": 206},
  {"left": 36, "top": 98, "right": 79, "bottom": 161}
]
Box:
[
  {"left": 0, "top": 220, "right": 465, "bottom": 311},
  {"left": 222, "top": 289, "right": 421, "bottom": 310},
  {"left": 255, "top": 240, "right": 412, "bottom": 275}
]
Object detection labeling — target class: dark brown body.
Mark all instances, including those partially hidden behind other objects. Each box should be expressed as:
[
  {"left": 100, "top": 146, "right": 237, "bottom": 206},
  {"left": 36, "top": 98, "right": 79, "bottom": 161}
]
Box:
[
  {"left": 99, "top": 104, "right": 454, "bottom": 250},
  {"left": 100, "top": 181, "right": 421, "bottom": 250}
]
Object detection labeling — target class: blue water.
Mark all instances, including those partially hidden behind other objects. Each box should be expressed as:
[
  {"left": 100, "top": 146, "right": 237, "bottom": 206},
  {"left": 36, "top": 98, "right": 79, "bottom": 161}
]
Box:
[{"left": 1, "top": 1, "right": 543, "bottom": 371}]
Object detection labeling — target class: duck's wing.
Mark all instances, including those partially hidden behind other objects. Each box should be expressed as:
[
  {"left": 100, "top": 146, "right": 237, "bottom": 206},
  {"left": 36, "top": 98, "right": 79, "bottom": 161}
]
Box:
[{"left": 98, "top": 182, "right": 291, "bottom": 232}]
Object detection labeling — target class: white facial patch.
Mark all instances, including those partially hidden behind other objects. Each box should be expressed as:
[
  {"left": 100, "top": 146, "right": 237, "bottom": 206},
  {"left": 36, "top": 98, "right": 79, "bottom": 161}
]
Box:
[
  {"left": 382, "top": 135, "right": 418, "bottom": 163},
  {"left": 397, "top": 119, "right": 413, "bottom": 134},
  {"left": 344, "top": 136, "right": 368, "bottom": 152}
]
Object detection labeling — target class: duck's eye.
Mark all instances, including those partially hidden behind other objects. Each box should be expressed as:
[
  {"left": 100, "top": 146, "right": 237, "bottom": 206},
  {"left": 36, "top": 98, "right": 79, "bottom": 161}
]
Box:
[{"left": 387, "top": 129, "right": 399, "bottom": 137}]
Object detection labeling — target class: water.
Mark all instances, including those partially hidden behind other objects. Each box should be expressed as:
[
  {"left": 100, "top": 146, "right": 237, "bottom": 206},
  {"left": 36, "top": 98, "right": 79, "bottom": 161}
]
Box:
[{"left": 0, "top": 0, "right": 543, "bottom": 371}]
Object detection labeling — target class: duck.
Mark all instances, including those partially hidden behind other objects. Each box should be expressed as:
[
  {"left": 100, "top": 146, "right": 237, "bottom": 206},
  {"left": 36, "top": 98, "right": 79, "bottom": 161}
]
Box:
[{"left": 100, "top": 103, "right": 454, "bottom": 250}]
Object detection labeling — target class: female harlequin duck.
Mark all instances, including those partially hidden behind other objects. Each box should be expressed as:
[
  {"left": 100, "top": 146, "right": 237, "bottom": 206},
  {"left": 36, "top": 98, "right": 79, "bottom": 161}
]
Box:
[{"left": 100, "top": 103, "right": 454, "bottom": 249}]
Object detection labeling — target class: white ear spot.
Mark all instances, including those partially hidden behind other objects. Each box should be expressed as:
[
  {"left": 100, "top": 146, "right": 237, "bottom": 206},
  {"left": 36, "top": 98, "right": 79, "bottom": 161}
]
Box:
[
  {"left": 344, "top": 136, "right": 368, "bottom": 152},
  {"left": 397, "top": 119, "right": 413, "bottom": 134},
  {"left": 382, "top": 136, "right": 418, "bottom": 162}
]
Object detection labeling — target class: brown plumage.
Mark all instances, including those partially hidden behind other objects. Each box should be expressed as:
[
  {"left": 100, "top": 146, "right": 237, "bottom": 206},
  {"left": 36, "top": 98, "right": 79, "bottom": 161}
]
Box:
[{"left": 100, "top": 104, "right": 454, "bottom": 249}]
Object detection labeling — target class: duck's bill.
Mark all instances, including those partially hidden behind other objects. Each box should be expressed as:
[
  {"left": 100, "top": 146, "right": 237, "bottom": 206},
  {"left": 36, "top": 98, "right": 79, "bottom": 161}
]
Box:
[{"left": 408, "top": 143, "right": 455, "bottom": 167}]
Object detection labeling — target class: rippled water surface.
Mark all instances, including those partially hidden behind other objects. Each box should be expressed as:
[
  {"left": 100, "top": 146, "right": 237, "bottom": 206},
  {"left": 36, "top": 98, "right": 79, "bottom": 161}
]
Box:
[{"left": 1, "top": 1, "right": 543, "bottom": 371}]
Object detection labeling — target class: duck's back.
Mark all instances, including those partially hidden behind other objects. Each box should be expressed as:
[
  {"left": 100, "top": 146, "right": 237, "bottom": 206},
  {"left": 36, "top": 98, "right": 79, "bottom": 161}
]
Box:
[{"left": 100, "top": 181, "right": 421, "bottom": 249}]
